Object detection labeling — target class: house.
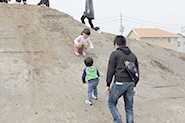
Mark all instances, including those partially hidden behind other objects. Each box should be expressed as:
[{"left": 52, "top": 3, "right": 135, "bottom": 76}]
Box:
[
  {"left": 177, "top": 34, "right": 185, "bottom": 53},
  {"left": 127, "top": 28, "right": 181, "bottom": 51}
]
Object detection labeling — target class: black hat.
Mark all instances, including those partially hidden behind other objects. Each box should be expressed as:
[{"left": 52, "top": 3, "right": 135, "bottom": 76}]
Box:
[
  {"left": 94, "top": 27, "right": 100, "bottom": 31},
  {"left": 82, "top": 28, "right": 91, "bottom": 35},
  {"left": 114, "top": 35, "right": 126, "bottom": 46}
]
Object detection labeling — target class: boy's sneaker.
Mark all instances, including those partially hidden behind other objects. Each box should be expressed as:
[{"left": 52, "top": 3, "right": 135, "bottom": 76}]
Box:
[
  {"left": 92, "top": 95, "right": 98, "bottom": 100},
  {"left": 85, "top": 100, "right": 92, "bottom": 105}
]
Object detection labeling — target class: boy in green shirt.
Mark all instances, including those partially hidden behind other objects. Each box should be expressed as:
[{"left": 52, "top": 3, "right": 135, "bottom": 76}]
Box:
[{"left": 82, "top": 57, "right": 100, "bottom": 105}]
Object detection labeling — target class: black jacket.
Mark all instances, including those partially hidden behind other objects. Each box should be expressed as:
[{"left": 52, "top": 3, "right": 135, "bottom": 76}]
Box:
[{"left": 106, "top": 45, "right": 139, "bottom": 87}]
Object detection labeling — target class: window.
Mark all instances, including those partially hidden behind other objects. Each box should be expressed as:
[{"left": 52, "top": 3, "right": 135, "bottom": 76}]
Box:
[
  {"left": 151, "top": 38, "right": 154, "bottom": 44},
  {"left": 178, "top": 42, "right": 181, "bottom": 47},
  {"left": 167, "top": 38, "right": 175, "bottom": 44},
  {"left": 159, "top": 38, "right": 162, "bottom": 43}
]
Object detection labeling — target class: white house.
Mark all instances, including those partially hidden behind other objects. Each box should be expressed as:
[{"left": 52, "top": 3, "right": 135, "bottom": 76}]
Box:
[{"left": 127, "top": 28, "right": 181, "bottom": 51}]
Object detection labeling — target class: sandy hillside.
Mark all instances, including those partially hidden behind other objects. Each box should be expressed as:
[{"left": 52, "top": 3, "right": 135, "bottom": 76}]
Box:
[{"left": 0, "top": 4, "right": 185, "bottom": 123}]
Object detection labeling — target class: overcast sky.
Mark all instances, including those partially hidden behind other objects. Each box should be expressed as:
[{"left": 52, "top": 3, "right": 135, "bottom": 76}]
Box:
[{"left": 10, "top": 0, "right": 185, "bottom": 35}]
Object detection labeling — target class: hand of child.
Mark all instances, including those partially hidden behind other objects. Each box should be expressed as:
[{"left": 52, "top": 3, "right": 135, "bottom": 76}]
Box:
[{"left": 83, "top": 82, "right": 87, "bottom": 84}]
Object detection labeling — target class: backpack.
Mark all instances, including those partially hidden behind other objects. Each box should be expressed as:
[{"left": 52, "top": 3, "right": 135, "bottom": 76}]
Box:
[{"left": 124, "top": 61, "right": 139, "bottom": 82}]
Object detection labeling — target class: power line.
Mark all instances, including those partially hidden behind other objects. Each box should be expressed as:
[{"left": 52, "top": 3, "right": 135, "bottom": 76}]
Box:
[
  {"left": 123, "top": 18, "right": 180, "bottom": 30},
  {"left": 122, "top": 15, "right": 182, "bottom": 27},
  {"left": 94, "top": 14, "right": 183, "bottom": 34},
  {"left": 94, "top": 18, "right": 119, "bottom": 24},
  {"left": 94, "top": 15, "right": 119, "bottom": 22},
  {"left": 94, "top": 14, "right": 182, "bottom": 30}
]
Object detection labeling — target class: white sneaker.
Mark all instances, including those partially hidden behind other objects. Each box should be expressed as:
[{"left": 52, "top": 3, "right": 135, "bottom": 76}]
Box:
[
  {"left": 85, "top": 100, "right": 92, "bottom": 105},
  {"left": 92, "top": 95, "right": 98, "bottom": 100},
  {"left": 23, "top": 1, "right": 27, "bottom": 4}
]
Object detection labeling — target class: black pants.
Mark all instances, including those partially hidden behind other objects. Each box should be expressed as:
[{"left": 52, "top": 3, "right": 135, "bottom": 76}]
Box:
[
  {"left": 38, "top": 0, "right": 49, "bottom": 7},
  {"left": 81, "top": 15, "right": 94, "bottom": 29}
]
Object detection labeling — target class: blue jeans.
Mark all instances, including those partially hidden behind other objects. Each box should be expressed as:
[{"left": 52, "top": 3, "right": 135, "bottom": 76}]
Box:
[
  {"left": 108, "top": 82, "right": 135, "bottom": 123},
  {"left": 88, "top": 79, "right": 99, "bottom": 101}
]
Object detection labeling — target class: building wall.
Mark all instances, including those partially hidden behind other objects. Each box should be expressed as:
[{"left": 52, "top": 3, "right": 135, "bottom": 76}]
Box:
[
  {"left": 127, "top": 31, "right": 140, "bottom": 40},
  {"left": 178, "top": 37, "right": 185, "bottom": 53},
  {"left": 140, "top": 37, "right": 178, "bottom": 51},
  {"left": 127, "top": 31, "right": 178, "bottom": 51}
]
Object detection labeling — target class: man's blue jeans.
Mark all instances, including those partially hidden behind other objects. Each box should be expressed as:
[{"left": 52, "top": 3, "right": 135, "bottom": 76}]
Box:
[
  {"left": 108, "top": 82, "right": 135, "bottom": 123},
  {"left": 88, "top": 79, "right": 99, "bottom": 101}
]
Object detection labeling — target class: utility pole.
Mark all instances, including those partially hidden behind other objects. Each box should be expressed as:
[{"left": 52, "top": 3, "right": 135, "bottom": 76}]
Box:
[
  {"left": 120, "top": 13, "right": 124, "bottom": 35},
  {"left": 181, "top": 26, "right": 185, "bottom": 36},
  {"left": 140, "top": 20, "right": 143, "bottom": 28}
]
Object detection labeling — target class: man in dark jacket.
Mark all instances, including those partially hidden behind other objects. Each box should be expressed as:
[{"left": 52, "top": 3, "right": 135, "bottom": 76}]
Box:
[{"left": 106, "top": 35, "right": 139, "bottom": 123}]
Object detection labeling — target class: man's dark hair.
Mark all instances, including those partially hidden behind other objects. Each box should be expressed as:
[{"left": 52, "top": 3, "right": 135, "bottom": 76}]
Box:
[
  {"left": 113, "top": 35, "right": 126, "bottom": 46},
  {"left": 84, "top": 57, "right": 93, "bottom": 67}
]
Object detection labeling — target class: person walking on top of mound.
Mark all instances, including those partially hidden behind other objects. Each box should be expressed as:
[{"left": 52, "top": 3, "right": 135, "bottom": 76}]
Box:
[
  {"left": 81, "top": 0, "right": 95, "bottom": 29},
  {"left": 37, "top": 0, "right": 49, "bottom": 7},
  {"left": 74, "top": 28, "right": 94, "bottom": 56}
]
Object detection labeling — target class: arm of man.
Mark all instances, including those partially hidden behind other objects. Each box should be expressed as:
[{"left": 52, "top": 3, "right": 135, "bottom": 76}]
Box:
[{"left": 106, "top": 52, "right": 116, "bottom": 95}]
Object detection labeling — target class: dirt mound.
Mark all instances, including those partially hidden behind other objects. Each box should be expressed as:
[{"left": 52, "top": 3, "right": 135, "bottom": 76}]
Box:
[{"left": 0, "top": 4, "right": 185, "bottom": 123}]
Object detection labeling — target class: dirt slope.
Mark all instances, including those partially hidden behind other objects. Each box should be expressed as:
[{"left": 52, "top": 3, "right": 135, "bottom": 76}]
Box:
[{"left": 0, "top": 4, "right": 185, "bottom": 123}]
